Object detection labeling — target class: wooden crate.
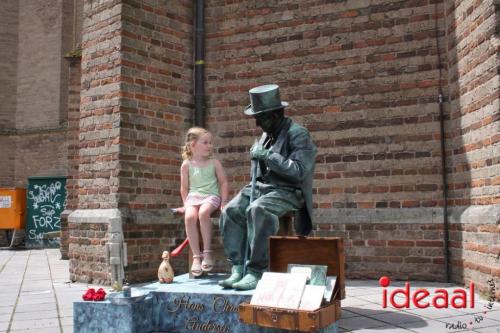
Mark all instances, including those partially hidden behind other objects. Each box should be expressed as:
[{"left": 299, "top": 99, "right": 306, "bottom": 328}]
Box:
[{"left": 239, "top": 236, "right": 345, "bottom": 332}]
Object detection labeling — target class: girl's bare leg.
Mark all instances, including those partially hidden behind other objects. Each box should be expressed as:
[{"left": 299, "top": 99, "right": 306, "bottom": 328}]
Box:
[
  {"left": 185, "top": 205, "right": 202, "bottom": 276},
  {"left": 199, "top": 203, "right": 218, "bottom": 271}
]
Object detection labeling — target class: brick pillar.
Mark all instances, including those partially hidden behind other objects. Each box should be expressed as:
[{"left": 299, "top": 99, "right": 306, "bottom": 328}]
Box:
[{"left": 69, "top": 0, "right": 193, "bottom": 285}]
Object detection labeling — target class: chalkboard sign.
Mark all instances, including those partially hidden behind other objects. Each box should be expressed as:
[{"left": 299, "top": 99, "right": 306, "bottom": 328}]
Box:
[{"left": 26, "top": 176, "right": 66, "bottom": 248}]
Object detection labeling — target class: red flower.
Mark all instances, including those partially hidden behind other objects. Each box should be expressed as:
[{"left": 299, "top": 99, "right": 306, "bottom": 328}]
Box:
[
  {"left": 93, "top": 288, "right": 106, "bottom": 301},
  {"left": 82, "top": 288, "right": 95, "bottom": 301},
  {"left": 82, "top": 288, "right": 106, "bottom": 301}
]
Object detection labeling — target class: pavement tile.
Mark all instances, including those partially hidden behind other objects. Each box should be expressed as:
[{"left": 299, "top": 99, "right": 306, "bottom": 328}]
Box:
[
  {"left": 346, "top": 287, "right": 380, "bottom": 297},
  {"left": 346, "top": 326, "right": 415, "bottom": 332},
  {"left": 369, "top": 311, "right": 424, "bottom": 325},
  {"left": 59, "top": 316, "right": 72, "bottom": 326},
  {"left": 18, "top": 291, "right": 53, "bottom": 298},
  {"left": 484, "top": 309, "right": 500, "bottom": 322},
  {"left": 436, "top": 313, "right": 500, "bottom": 330},
  {"left": 356, "top": 294, "right": 384, "bottom": 304},
  {"left": 13, "top": 302, "right": 57, "bottom": 313},
  {"left": 0, "top": 321, "right": 9, "bottom": 332},
  {"left": 0, "top": 300, "right": 16, "bottom": 308},
  {"left": 16, "top": 297, "right": 55, "bottom": 306},
  {"left": 10, "top": 318, "right": 59, "bottom": 331},
  {"left": 0, "top": 284, "right": 21, "bottom": 292},
  {"left": 0, "top": 308, "right": 12, "bottom": 316},
  {"left": 10, "top": 328, "right": 61, "bottom": 333},
  {"left": 61, "top": 325, "right": 73, "bottom": 333},
  {"left": 12, "top": 310, "right": 58, "bottom": 320},
  {"left": 473, "top": 327, "right": 500, "bottom": 333},
  {"left": 338, "top": 316, "right": 388, "bottom": 331},
  {"left": 58, "top": 309, "right": 73, "bottom": 317},
  {"left": 398, "top": 319, "right": 466, "bottom": 333},
  {"left": 402, "top": 307, "right": 468, "bottom": 319},
  {"left": 342, "top": 297, "right": 373, "bottom": 307},
  {"left": 343, "top": 303, "right": 393, "bottom": 316},
  {"left": 341, "top": 309, "right": 361, "bottom": 319}
]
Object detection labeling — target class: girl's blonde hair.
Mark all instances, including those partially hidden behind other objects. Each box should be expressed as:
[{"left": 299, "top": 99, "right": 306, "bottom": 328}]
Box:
[{"left": 181, "top": 127, "right": 210, "bottom": 160}]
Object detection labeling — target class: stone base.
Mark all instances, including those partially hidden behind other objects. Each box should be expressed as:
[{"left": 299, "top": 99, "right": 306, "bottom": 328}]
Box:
[{"left": 74, "top": 274, "right": 340, "bottom": 333}]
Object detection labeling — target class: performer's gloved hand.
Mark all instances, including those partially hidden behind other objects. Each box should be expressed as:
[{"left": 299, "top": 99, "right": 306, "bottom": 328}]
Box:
[{"left": 250, "top": 145, "right": 271, "bottom": 160}]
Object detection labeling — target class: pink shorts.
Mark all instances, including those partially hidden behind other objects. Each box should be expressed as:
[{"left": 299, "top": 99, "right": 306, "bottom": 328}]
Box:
[{"left": 185, "top": 193, "right": 221, "bottom": 209}]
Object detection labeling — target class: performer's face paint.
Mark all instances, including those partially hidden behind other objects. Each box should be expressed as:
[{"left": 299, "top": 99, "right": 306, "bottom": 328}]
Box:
[{"left": 254, "top": 112, "right": 276, "bottom": 133}]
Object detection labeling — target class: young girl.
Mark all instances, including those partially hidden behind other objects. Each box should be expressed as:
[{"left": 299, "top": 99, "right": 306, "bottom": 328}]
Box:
[{"left": 180, "top": 127, "right": 229, "bottom": 277}]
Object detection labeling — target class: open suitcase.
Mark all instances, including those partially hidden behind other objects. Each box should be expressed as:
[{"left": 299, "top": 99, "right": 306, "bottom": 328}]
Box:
[{"left": 239, "top": 236, "right": 345, "bottom": 332}]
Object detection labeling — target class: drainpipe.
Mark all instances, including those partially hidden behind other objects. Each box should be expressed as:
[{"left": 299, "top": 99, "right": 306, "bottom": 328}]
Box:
[
  {"left": 435, "top": 1, "right": 450, "bottom": 283},
  {"left": 194, "top": 0, "right": 205, "bottom": 127},
  {"left": 438, "top": 93, "right": 450, "bottom": 283}
]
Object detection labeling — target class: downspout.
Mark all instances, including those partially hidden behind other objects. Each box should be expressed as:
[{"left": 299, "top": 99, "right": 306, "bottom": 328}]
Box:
[
  {"left": 435, "top": 2, "right": 450, "bottom": 283},
  {"left": 194, "top": 0, "right": 205, "bottom": 127},
  {"left": 438, "top": 93, "right": 450, "bottom": 283}
]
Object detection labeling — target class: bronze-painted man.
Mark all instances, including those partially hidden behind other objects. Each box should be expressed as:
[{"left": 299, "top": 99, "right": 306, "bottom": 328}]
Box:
[{"left": 219, "top": 84, "right": 317, "bottom": 290}]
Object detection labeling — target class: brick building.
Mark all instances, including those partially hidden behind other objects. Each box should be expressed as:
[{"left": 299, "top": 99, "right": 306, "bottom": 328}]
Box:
[{"left": 0, "top": 0, "right": 498, "bottom": 299}]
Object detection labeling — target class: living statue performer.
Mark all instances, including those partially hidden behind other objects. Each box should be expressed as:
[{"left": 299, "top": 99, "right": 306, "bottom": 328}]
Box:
[{"left": 219, "top": 84, "right": 317, "bottom": 290}]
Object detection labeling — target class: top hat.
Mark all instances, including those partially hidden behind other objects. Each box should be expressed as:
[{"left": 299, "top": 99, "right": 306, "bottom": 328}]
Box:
[{"left": 244, "top": 84, "right": 288, "bottom": 116}]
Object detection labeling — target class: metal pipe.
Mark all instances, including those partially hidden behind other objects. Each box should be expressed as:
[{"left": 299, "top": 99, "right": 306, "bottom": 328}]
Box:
[
  {"left": 438, "top": 93, "right": 450, "bottom": 283},
  {"left": 434, "top": 1, "right": 450, "bottom": 283},
  {"left": 194, "top": 0, "right": 205, "bottom": 127}
]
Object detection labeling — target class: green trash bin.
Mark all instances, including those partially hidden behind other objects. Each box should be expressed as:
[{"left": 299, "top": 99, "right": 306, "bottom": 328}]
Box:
[{"left": 26, "top": 176, "right": 66, "bottom": 248}]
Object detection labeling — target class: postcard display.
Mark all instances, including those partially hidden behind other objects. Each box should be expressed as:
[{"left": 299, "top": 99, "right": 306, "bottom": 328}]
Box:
[
  {"left": 73, "top": 237, "right": 344, "bottom": 333},
  {"left": 240, "top": 237, "right": 345, "bottom": 332}
]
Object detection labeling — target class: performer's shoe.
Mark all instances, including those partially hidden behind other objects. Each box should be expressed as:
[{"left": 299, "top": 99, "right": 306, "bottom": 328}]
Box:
[
  {"left": 218, "top": 265, "right": 243, "bottom": 288},
  {"left": 232, "top": 272, "right": 260, "bottom": 291}
]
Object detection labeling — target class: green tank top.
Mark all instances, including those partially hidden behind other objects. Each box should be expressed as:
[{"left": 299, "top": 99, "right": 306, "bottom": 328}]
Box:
[{"left": 188, "top": 161, "right": 220, "bottom": 196}]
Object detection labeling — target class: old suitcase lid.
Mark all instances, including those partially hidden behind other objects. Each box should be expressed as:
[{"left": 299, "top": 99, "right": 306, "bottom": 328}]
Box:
[{"left": 268, "top": 236, "right": 345, "bottom": 300}]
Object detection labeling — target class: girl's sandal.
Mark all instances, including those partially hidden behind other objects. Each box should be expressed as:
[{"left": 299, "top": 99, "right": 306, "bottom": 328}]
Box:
[
  {"left": 201, "top": 250, "right": 214, "bottom": 272},
  {"left": 191, "top": 255, "right": 203, "bottom": 277}
]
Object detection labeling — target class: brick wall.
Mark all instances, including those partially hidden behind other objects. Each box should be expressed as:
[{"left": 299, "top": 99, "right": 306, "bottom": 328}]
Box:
[
  {"left": 16, "top": 0, "right": 67, "bottom": 129},
  {"left": 0, "top": 0, "right": 19, "bottom": 187},
  {"left": 204, "top": 0, "right": 449, "bottom": 281},
  {"left": 0, "top": 0, "right": 18, "bottom": 130},
  {"left": 0, "top": 0, "right": 74, "bottom": 188},
  {"left": 445, "top": 0, "right": 499, "bottom": 298},
  {"left": 14, "top": 131, "right": 69, "bottom": 186},
  {"left": 0, "top": 136, "right": 15, "bottom": 188}
]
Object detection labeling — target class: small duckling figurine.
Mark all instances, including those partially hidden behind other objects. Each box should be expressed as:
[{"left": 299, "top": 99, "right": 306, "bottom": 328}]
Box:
[{"left": 158, "top": 251, "right": 174, "bottom": 283}]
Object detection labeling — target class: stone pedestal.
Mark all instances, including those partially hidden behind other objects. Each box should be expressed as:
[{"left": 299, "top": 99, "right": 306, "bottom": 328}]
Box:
[{"left": 74, "top": 274, "right": 340, "bottom": 333}]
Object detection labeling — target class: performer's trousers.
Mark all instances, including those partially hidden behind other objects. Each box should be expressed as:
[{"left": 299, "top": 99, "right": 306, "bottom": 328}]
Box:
[{"left": 220, "top": 181, "right": 303, "bottom": 275}]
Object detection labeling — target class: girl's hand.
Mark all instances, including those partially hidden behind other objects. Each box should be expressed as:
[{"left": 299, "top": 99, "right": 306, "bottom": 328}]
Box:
[{"left": 171, "top": 207, "right": 185, "bottom": 214}]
